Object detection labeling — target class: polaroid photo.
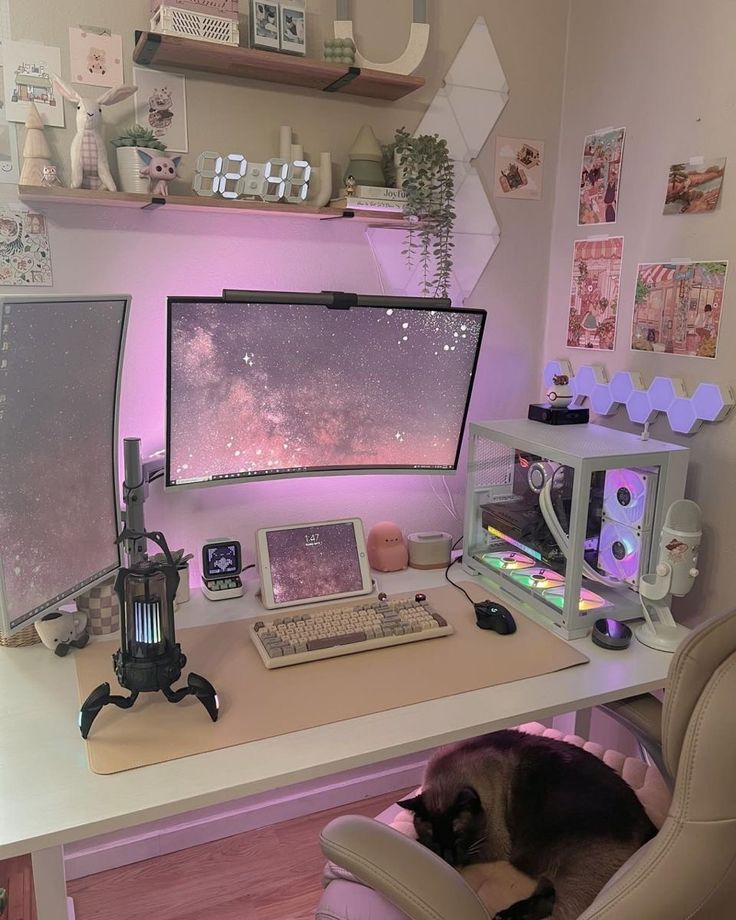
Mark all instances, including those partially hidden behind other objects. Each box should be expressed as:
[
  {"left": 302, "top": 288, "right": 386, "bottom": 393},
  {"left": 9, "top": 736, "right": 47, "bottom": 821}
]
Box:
[
  {"left": 251, "top": 0, "right": 281, "bottom": 51},
  {"left": 280, "top": 3, "right": 306, "bottom": 55}
]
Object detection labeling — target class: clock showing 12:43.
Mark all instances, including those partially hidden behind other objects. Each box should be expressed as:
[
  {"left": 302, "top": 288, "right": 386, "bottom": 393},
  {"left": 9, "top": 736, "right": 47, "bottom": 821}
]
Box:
[{"left": 193, "top": 151, "right": 312, "bottom": 203}]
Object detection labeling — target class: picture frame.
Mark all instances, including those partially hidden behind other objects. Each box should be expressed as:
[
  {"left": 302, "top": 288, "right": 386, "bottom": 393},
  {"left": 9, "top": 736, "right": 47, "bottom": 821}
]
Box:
[
  {"left": 280, "top": 2, "right": 306, "bottom": 56},
  {"left": 250, "top": 0, "right": 281, "bottom": 51}
]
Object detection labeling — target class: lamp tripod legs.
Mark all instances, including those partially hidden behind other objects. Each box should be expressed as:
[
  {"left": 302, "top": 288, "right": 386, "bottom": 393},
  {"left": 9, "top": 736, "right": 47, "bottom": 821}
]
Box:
[
  {"left": 162, "top": 673, "right": 220, "bottom": 723},
  {"left": 79, "top": 682, "right": 139, "bottom": 739}
]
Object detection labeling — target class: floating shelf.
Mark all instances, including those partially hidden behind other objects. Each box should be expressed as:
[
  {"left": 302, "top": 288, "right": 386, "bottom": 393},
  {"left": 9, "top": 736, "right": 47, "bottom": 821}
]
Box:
[
  {"left": 133, "top": 31, "right": 425, "bottom": 101},
  {"left": 18, "top": 185, "right": 413, "bottom": 229}
]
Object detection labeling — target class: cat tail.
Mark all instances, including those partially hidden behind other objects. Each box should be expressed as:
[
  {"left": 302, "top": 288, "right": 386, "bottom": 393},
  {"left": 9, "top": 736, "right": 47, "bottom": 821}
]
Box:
[{"left": 493, "top": 877, "right": 556, "bottom": 920}]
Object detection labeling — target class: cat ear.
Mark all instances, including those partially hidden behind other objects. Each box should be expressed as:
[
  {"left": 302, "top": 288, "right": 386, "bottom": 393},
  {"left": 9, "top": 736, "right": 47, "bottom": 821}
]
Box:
[
  {"left": 454, "top": 786, "right": 482, "bottom": 814},
  {"left": 397, "top": 794, "right": 427, "bottom": 818}
]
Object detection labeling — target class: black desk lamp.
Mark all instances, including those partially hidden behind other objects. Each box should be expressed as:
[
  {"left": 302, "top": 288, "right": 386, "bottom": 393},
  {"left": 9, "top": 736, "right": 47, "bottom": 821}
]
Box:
[
  {"left": 79, "top": 528, "right": 219, "bottom": 738},
  {"left": 79, "top": 438, "right": 219, "bottom": 738}
]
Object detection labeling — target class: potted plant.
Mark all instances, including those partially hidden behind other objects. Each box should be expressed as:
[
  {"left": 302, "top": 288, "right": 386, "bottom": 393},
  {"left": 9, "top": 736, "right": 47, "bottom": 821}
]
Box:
[
  {"left": 112, "top": 125, "right": 167, "bottom": 193},
  {"left": 384, "top": 127, "right": 456, "bottom": 299}
]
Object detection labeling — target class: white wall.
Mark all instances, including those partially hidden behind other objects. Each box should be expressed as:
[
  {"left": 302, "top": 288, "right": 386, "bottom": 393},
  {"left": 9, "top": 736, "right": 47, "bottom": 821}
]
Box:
[
  {"left": 3, "top": 0, "right": 569, "bottom": 583},
  {"left": 543, "top": 0, "right": 736, "bottom": 624}
]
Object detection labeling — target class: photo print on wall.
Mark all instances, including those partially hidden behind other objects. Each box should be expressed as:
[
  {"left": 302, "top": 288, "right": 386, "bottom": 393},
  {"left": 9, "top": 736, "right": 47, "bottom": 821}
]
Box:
[
  {"left": 494, "top": 136, "right": 544, "bottom": 200},
  {"left": 133, "top": 67, "right": 188, "bottom": 153},
  {"left": 68, "top": 27, "right": 124, "bottom": 88},
  {"left": 664, "top": 158, "right": 726, "bottom": 215},
  {"left": 251, "top": 0, "right": 281, "bottom": 50},
  {"left": 567, "top": 236, "right": 623, "bottom": 351},
  {"left": 578, "top": 127, "right": 625, "bottom": 225},
  {"left": 631, "top": 261, "right": 728, "bottom": 359},
  {"left": 0, "top": 208, "right": 53, "bottom": 286},
  {"left": 1, "top": 40, "right": 64, "bottom": 127}
]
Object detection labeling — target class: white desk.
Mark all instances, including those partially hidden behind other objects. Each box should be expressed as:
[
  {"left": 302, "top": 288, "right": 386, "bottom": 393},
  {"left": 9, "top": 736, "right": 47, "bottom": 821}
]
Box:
[{"left": 0, "top": 567, "right": 671, "bottom": 920}]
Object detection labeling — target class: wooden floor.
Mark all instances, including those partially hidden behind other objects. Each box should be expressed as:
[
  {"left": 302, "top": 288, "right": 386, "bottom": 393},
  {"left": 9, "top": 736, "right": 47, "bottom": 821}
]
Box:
[{"left": 68, "top": 789, "right": 408, "bottom": 920}]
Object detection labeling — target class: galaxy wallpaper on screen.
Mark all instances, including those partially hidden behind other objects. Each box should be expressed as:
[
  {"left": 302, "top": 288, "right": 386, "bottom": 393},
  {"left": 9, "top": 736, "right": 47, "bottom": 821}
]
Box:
[
  {"left": 168, "top": 301, "right": 485, "bottom": 482},
  {"left": 0, "top": 299, "right": 125, "bottom": 629},
  {"left": 267, "top": 522, "right": 363, "bottom": 603}
]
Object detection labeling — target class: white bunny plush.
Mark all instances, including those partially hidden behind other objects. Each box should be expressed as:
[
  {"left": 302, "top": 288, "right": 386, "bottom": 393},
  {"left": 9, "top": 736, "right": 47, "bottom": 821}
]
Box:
[{"left": 53, "top": 77, "right": 137, "bottom": 191}]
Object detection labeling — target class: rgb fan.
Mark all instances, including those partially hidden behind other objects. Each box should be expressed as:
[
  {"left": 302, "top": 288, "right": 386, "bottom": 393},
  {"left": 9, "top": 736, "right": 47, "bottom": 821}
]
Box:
[
  {"left": 543, "top": 585, "right": 611, "bottom": 612},
  {"left": 603, "top": 468, "right": 656, "bottom": 529},
  {"left": 598, "top": 521, "right": 646, "bottom": 585},
  {"left": 509, "top": 567, "right": 566, "bottom": 591},
  {"left": 480, "top": 550, "right": 536, "bottom": 571}
]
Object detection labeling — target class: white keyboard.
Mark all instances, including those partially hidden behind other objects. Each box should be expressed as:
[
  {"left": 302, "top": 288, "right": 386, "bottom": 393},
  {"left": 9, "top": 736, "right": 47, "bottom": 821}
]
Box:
[{"left": 249, "top": 595, "right": 453, "bottom": 669}]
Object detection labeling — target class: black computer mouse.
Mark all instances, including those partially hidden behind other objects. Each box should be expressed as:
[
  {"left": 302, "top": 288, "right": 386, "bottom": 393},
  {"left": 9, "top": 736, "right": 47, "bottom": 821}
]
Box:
[{"left": 475, "top": 601, "right": 517, "bottom": 635}]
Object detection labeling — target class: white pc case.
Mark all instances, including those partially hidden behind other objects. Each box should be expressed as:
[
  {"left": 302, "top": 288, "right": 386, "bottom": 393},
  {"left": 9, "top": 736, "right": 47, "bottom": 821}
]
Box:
[{"left": 462, "top": 420, "right": 689, "bottom": 639}]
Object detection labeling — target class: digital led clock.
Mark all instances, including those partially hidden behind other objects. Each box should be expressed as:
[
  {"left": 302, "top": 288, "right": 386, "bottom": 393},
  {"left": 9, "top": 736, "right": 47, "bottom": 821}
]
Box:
[{"left": 193, "top": 151, "right": 312, "bottom": 203}]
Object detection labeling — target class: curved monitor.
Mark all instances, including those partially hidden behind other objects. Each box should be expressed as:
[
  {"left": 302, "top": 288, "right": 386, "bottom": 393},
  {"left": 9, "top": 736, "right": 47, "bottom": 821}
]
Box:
[
  {"left": 166, "top": 293, "right": 485, "bottom": 487},
  {"left": 0, "top": 295, "right": 128, "bottom": 635}
]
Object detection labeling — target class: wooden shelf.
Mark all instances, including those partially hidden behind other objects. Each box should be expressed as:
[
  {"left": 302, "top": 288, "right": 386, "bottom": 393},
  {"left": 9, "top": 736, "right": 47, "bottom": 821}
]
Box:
[
  {"left": 133, "top": 31, "right": 424, "bottom": 101},
  {"left": 18, "top": 185, "right": 413, "bottom": 229}
]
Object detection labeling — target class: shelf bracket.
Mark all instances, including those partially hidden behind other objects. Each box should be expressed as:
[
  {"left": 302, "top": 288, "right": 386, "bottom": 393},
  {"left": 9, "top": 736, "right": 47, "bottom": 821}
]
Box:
[
  {"left": 319, "top": 209, "right": 356, "bottom": 222},
  {"left": 141, "top": 197, "right": 167, "bottom": 211},
  {"left": 323, "top": 66, "right": 361, "bottom": 93},
  {"left": 134, "top": 30, "right": 161, "bottom": 66}
]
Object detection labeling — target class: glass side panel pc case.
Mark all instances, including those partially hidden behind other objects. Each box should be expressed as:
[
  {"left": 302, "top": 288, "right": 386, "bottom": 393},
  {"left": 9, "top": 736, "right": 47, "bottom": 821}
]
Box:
[
  {"left": 0, "top": 295, "right": 129, "bottom": 635},
  {"left": 165, "top": 294, "right": 486, "bottom": 488},
  {"left": 462, "top": 419, "right": 689, "bottom": 639}
]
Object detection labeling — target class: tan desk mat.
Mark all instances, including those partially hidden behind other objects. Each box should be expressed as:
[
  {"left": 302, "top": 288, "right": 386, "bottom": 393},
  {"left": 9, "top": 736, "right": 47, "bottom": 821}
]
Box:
[{"left": 75, "top": 583, "right": 588, "bottom": 774}]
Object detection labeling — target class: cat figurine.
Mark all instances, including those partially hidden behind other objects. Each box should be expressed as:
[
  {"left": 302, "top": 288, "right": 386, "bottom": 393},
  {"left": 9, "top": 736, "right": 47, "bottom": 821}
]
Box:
[
  {"left": 399, "top": 730, "right": 656, "bottom": 920},
  {"left": 137, "top": 151, "right": 181, "bottom": 197}
]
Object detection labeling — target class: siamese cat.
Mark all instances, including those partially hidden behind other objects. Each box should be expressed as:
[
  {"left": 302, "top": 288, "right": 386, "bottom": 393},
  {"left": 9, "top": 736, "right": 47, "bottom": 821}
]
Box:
[{"left": 399, "top": 730, "right": 656, "bottom": 920}]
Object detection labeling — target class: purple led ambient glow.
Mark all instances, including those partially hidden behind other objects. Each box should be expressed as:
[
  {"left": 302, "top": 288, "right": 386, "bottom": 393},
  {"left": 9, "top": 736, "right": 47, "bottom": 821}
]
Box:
[
  {"left": 266, "top": 522, "right": 363, "bottom": 604},
  {"left": 167, "top": 300, "right": 485, "bottom": 485},
  {"left": 0, "top": 298, "right": 126, "bottom": 631}
]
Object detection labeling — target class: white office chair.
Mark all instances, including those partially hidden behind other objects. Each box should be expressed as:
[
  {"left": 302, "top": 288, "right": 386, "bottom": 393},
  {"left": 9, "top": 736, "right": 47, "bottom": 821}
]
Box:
[{"left": 318, "top": 608, "right": 736, "bottom": 919}]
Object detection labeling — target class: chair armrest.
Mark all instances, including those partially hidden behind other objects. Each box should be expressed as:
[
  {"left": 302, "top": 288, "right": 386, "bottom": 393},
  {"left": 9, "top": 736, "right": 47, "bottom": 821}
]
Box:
[
  {"left": 600, "top": 695, "right": 669, "bottom": 785},
  {"left": 320, "top": 815, "right": 490, "bottom": 920}
]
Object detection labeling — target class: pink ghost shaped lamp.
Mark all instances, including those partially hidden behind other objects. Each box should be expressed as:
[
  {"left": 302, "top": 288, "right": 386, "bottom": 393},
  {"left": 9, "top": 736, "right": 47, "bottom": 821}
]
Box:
[
  {"left": 137, "top": 150, "right": 181, "bottom": 197},
  {"left": 366, "top": 521, "right": 409, "bottom": 572}
]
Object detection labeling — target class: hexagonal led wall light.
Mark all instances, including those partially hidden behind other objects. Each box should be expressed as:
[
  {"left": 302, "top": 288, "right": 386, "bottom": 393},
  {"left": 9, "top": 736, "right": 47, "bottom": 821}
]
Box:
[{"left": 541, "top": 360, "right": 735, "bottom": 435}]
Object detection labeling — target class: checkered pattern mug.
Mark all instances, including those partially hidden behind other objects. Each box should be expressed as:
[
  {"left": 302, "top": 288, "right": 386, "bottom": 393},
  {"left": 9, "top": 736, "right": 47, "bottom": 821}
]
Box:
[{"left": 75, "top": 577, "right": 120, "bottom": 635}]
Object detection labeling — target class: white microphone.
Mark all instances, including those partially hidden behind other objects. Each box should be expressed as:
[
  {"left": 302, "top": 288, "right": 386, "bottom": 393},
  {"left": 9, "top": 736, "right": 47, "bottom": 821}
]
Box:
[{"left": 658, "top": 500, "right": 702, "bottom": 596}]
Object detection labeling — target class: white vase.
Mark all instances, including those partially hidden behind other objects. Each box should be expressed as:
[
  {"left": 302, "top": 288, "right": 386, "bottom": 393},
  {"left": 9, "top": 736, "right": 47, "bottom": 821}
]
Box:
[{"left": 115, "top": 146, "right": 160, "bottom": 194}]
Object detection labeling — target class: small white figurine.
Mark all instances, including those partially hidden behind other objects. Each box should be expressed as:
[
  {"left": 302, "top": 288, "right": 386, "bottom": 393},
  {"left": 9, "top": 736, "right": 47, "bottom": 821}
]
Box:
[
  {"left": 52, "top": 77, "right": 137, "bottom": 191},
  {"left": 35, "top": 609, "right": 90, "bottom": 657},
  {"left": 41, "top": 164, "right": 63, "bottom": 188}
]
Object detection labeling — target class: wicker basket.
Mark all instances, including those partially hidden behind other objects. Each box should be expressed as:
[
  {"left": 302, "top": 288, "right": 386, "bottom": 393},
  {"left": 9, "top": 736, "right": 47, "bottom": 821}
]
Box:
[
  {"left": 151, "top": 0, "right": 239, "bottom": 18},
  {"left": 151, "top": 5, "right": 240, "bottom": 44},
  {"left": 0, "top": 622, "right": 42, "bottom": 648},
  {"left": 75, "top": 577, "right": 120, "bottom": 636}
]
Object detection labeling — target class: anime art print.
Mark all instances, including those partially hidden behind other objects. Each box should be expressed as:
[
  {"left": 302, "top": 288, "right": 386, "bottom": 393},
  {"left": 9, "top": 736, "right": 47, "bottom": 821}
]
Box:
[
  {"left": 631, "top": 261, "right": 728, "bottom": 359},
  {"left": 567, "top": 236, "right": 623, "bottom": 350},
  {"left": 578, "top": 127, "right": 625, "bottom": 225}
]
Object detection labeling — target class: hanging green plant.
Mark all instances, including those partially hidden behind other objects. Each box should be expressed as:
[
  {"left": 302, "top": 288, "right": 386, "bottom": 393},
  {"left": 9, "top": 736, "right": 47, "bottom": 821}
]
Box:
[{"left": 384, "top": 127, "right": 456, "bottom": 299}]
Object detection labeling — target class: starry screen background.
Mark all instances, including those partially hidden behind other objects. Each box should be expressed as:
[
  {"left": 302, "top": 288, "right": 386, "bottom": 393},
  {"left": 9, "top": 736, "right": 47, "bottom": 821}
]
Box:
[
  {"left": 168, "top": 301, "right": 485, "bottom": 483},
  {"left": 266, "top": 522, "right": 364, "bottom": 604},
  {"left": 0, "top": 299, "right": 125, "bottom": 629}
]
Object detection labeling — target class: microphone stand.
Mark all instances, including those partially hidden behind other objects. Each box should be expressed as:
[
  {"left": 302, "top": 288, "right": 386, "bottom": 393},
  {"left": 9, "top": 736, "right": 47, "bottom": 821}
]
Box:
[{"left": 636, "top": 563, "right": 692, "bottom": 652}]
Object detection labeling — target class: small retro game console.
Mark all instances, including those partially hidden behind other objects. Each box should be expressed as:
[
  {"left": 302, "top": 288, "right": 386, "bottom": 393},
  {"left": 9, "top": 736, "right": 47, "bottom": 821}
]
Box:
[{"left": 201, "top": 538, "right": 245, "bottom": 601}]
